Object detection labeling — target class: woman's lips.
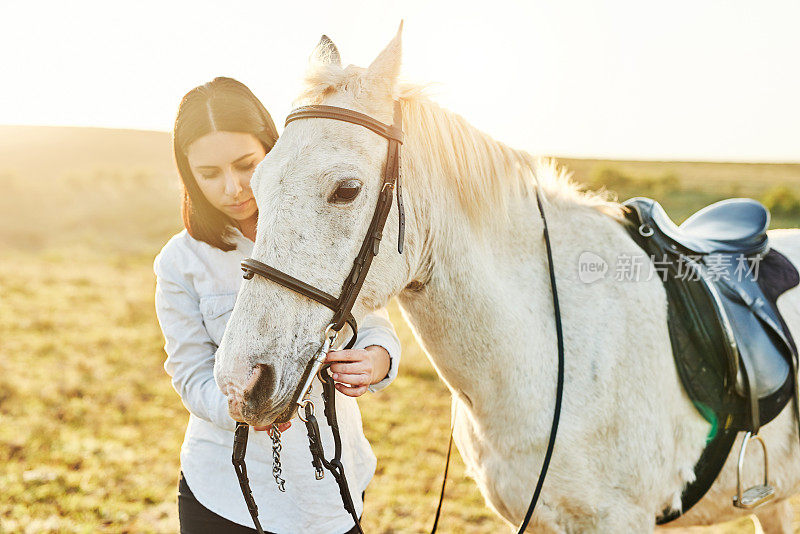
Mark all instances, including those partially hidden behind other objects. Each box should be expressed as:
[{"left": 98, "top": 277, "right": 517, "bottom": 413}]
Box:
[{"left": 228, "top": 198, "right": 254, "bottom": 211}]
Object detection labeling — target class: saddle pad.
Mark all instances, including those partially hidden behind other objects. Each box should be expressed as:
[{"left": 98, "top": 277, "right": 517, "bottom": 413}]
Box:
[{"left": 758, "top": 248, "right": 800, "bottom": 350}]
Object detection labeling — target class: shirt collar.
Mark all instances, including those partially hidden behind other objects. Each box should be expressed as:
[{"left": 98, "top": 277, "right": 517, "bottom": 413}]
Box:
[{"left": 228, "top": 226, "right": 255, "bottom": 252}]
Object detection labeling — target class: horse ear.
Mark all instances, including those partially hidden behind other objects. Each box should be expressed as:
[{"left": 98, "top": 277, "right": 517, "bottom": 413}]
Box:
[
  {"left": 366, "top": 21, "right": 403, "bottom": 84},
  {"left": 310, "top": 34, "right": 342, "bottom": 67}
]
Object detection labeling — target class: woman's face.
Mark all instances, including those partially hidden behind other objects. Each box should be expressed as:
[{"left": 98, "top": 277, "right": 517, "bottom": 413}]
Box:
[{"left": 186, "top": 131, "right": 266, "bottom": 222}]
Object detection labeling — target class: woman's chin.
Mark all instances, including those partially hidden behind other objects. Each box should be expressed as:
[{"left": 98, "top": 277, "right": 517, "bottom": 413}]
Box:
[{"left": 225, "top": 201, "right": 257, "bottom": 221}]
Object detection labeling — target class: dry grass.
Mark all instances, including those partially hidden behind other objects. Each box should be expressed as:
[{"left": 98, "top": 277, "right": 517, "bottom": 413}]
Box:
[
  {"left": 0, "top": 126, "right": 798, "bottom": 532},
  {"left": 0, "top": 247, "right": 499, "bottom": 533}
]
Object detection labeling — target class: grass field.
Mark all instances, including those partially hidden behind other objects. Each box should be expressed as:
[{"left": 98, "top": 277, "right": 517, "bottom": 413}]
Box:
[{"left": 0, "top": 126, "right": 798, "bottom": 532}]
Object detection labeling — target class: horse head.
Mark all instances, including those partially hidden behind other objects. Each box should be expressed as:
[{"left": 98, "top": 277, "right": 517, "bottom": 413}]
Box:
[{"left": 214, "top": 25, "right": 420, "bottom": 427}]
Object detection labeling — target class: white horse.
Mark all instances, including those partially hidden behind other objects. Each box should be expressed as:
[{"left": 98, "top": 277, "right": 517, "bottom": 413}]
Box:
[{"left": 214, "top": 28, "right": 800, "bottom": 532}]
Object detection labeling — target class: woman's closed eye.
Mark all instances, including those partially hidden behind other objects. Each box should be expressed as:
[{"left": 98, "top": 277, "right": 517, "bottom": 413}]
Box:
[
  {"left": 197, "top": 161, "right": 256, "bottom": 180},
  {"left": 236, "top": 160, "right": 258, "bottom": 172},
  {"left": 198, "top": 169, "right": 220, "bottom": 180}
]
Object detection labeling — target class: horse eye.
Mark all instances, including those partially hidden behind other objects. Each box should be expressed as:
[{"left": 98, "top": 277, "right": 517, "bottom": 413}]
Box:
[{"left": 330, "top": 179, "right": 362, "bottom": 203}]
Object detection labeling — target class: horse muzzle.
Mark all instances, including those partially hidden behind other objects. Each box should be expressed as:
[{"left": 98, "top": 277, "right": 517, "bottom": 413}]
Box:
[{"left": 223, "top": 363, "right": 292, "bottom": 426}]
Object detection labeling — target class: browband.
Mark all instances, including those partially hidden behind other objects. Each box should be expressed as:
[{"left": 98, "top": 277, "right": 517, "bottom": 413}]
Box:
[{"left": 286, "top": 105, "right": 403, "bottom": 144}]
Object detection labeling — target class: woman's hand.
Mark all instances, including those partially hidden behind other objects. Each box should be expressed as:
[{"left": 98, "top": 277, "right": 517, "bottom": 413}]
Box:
[{"left": 324, "top": 345, "right": 391, "bottom": 397}]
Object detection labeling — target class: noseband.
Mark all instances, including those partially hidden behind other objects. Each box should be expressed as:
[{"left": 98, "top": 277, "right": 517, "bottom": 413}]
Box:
[{"left": 233, "top": 102, "right": 406, "bottom": 534}]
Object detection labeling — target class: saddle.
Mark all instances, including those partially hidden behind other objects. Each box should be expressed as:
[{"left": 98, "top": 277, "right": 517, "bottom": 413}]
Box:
[{"left": 622, "top": 197, "right": 799, "bottom": 521}]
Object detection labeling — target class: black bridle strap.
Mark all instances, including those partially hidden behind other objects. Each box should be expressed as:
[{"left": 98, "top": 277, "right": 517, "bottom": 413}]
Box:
[
  {"left": 290, "top": 103, "right": 403, "bottom": 332},
  {"left": 431, "top": 187, "right": 564, "bottom": 533},
  {"left": 316, "top": 367, "right": 365, "bottom": 532},
  {"left": 235, "top": 103, "right": 565, "bottom": 532},
  {"left": 429, "top": 410, "right": 455, "bottom": 533},
  {"left": 232, "top": 423, "right": 266, "bottom": 534},
  {"left": 514, "top": 188, "right": 565, "bottom": 531},
  {"left": 330, "top": 131, "right": 400, "bottom": 330},
  {"left": 287, "top": 105, "right": 403, "bottom": 144},
  {"left": 241, "top": 257, "right": 357, "bottom": 338}
]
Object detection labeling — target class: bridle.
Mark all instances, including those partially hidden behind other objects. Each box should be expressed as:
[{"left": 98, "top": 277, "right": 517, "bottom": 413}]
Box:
[
  {"left": 232, "top": 102, "right": 404, "bottom": 534},
  {"left": 230, "top": 101, "right": 565, "bottom": 534},
  {"left": 240, "top": 102, "right": 405, "bottom": 412}
]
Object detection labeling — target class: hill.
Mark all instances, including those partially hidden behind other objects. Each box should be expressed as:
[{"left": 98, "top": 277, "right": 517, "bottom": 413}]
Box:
[
  {"left": 0, "top": 125, "right": 173, "bottom": 180},
  {"left": 0, "top": 125, "right": 798, "bottom": 255}
]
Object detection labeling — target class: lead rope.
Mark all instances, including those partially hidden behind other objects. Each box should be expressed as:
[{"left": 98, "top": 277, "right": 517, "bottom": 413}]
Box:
[
  {"left": 232, "top": 423, "right": 266, "bottom": 534},
  {"left": 232, "top": 368, "right": 364, "bottom": 534},
  {"left": 430, "top": 188, "right": 565, "bottom": 533},
  {"left": 305, "top": 363, "right": 365, "bottom": 533}
]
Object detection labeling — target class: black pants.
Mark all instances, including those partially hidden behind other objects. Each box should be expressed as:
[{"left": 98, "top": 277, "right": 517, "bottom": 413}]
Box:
[{"left": 178, "top": 472, "right": 362, "bottom": 534}]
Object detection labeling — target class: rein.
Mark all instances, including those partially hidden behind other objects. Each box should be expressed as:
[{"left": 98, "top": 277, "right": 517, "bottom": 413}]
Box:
[
  {"left": 230, "top": 102, "right": 564, "bottom": 534},
  {"left": 430, "top": 189, "right": 564, "bottom": 534}
]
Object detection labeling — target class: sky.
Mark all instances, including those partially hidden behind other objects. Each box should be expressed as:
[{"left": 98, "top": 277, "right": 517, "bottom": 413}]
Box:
[{"left": 2, "top": 0, "right": 799, "bottom": 162}]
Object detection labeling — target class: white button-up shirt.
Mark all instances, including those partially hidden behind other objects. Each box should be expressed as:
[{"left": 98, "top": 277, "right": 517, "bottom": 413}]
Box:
[{"left": 153, "top": 227, "right": 401, "bottom": 533}]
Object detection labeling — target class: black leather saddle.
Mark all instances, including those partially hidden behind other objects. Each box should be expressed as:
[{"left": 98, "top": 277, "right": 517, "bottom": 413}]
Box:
[
  {"left": 638, "top": 197, "right": 770, "bottom": 256},
  {"left": 623, "top": 197, "right": 799, "bottom": 522}
]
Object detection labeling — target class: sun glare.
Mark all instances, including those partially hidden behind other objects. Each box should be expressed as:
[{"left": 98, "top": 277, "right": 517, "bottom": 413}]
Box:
[{"left": 1, "top": 0, "right": 798, "bottom": 161}]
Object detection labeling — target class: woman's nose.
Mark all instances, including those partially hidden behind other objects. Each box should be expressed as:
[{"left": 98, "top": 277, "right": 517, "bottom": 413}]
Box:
[{"left": 224, "top": 171, "right": 244, "bottom": 197}]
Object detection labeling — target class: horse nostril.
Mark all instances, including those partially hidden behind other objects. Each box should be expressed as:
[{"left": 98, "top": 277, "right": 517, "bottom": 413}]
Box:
[
  {"left": 227, "top": 394, "right": 245, "bottom": 421},
  {"left": 244, "top": 363, "right": 275, "bottom": 403}
]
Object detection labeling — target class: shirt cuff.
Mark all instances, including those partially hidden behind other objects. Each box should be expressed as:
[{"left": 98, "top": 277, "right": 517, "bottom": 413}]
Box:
[
  {"left": 351, "top": 315, "right": 401, "bottom": 393},
  {"left": 365, "top": 339, "right": 400, "bottom": 393}
]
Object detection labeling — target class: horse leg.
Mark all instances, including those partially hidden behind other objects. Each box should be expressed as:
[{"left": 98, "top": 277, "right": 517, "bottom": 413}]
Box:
[{"left": 752, "top": 499, "right": 794, "bottom": 534}]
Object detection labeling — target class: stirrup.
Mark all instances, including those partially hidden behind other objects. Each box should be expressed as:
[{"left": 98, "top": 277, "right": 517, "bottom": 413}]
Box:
[{"left": 732, "top": 432, "right": 776, "bottom": 509}]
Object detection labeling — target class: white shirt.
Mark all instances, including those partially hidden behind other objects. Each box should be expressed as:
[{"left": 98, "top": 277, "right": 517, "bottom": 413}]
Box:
[{"left": 153, "top": 227, "right": 401, "bottom": 533}]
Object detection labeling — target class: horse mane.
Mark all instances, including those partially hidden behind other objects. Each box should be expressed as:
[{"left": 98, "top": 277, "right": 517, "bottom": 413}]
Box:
[{"left": 297, "top": 64, "right": 624, "bottom": 229}]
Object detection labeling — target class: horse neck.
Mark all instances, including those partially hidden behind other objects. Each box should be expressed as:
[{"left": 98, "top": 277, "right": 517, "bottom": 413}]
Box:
[
  {"left": 399, "top": 185, "right": 631, "bottom": 431},
  {"left": 397, "top": 149, "right": 557, "bottom": 420},
  {"left": 394, "top": 98, "right": 629, "bottom": 422}
]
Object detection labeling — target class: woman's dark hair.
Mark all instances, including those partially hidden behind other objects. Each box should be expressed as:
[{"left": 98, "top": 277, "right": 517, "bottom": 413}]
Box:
[{"left": 173, "top": 77, "right": 278, "bottom": 251}]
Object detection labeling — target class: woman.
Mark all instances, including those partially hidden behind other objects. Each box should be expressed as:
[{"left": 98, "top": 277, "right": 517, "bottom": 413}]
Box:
[{"left": 153, "top": 77, "right": 401, "bottom": 534}]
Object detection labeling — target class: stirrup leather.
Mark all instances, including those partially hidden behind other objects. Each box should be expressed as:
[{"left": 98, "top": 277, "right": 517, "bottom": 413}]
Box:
[{"left": 732, "top": 432, "right": 776, "bottom": 509}]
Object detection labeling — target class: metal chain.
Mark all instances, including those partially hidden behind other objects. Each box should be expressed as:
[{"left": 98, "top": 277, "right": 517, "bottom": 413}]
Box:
[{"left": 268, "top": 424, "right": 286, "bottom": 492}]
